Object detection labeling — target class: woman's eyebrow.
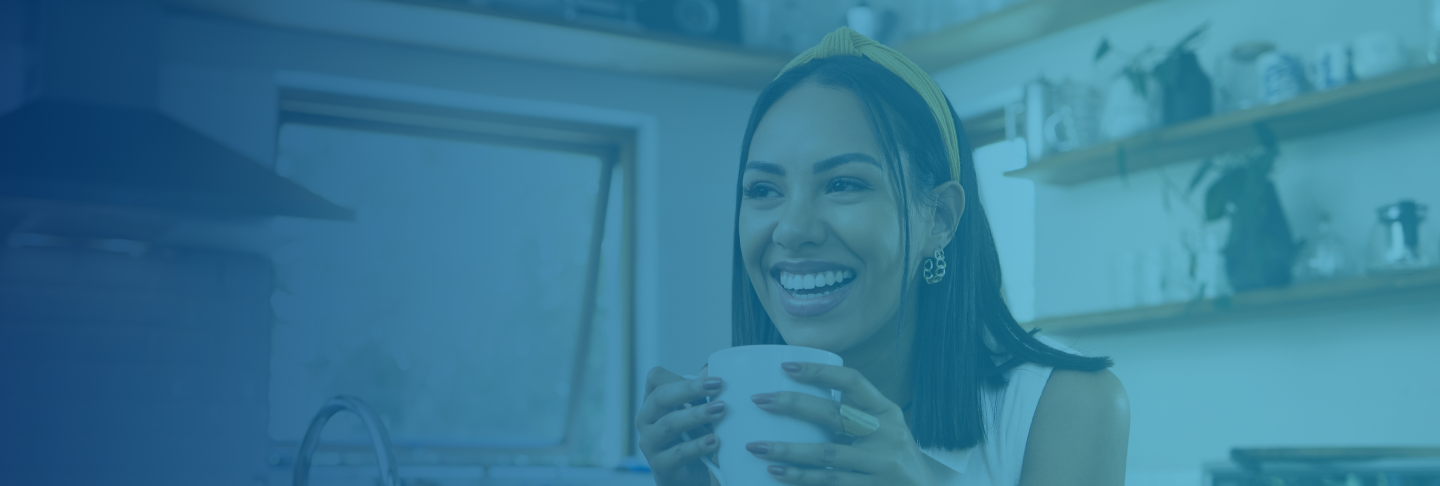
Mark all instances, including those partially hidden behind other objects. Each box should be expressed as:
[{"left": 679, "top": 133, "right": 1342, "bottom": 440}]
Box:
[
  {"left": 745, "top": 161, "right": 785, "bottom": 175},
  {"left": 813, "top": 152, "right": 880, "bottom": 173}
]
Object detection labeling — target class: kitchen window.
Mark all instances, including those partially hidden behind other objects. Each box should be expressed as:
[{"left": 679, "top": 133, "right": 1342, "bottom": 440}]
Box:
[{"left": 265, "top": 91, "right": 634, "bottom": 468}]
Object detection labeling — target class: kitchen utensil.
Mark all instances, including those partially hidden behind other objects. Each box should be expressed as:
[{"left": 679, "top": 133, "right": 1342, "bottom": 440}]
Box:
[
  {"left": 1308, "top": 42, "right": 1352, "bottom": 91},
  {"left": 1214, "top": 42, "right": 1274, "bottom": 112},
  {"left": 1368, "top": 200, "right": 1430, "bottom": 272},
  {"left": 1292, "top": 214, "right": 1348, "bottom": 282},
  {"left": 1204, "top": 154, "right": 1295, "bottom": 292},
  {"left": 1352, "top": 32, "right": 1408, "bottom": 79},
  {"left": 1257, "top": 51, "right": 1307, "bottom": 104},
  {"left": 1100, "top": 74, "right": 1159, "bottom": 140},
  {"left": 1042, "top": 80, "right": 1102, "bottom": 154},
  {"left": 1155, "top": 48, "right": 1213, "bottom": 125},
  {"left": 1197, "top": 220, "right": 1232, "bottom": 298},
  {"left": 1024, "top": 78, "right": 1053, "bottom": 160}
]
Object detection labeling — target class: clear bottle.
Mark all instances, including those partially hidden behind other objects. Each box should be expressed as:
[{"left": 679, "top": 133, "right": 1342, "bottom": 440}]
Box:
[
  {"left": 1195, "top": 220, "right": 1232, "bottom": 299},
  {"left": 1292, "top": 214, "right": 1348, "bottom": 282}
]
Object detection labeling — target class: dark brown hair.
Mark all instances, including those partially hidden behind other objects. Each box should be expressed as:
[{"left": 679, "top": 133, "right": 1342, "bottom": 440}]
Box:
[{"left": 730, "top": 56, "right": 1112, "bottom": 450}]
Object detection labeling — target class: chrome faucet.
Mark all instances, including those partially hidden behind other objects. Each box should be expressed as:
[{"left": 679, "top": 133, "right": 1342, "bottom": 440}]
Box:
[{"left": 293, "top": 395, "right": 402, "bottom": 486}]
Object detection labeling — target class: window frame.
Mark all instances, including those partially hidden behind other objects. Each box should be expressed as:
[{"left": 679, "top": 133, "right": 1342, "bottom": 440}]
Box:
[{"left": 270, "top": 89, "right": 636, "bottom": 467}]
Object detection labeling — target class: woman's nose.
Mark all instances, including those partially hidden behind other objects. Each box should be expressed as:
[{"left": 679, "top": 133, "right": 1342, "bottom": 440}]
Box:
[{"left": 772, "top": 198, "right": 826, "bottom": 251}]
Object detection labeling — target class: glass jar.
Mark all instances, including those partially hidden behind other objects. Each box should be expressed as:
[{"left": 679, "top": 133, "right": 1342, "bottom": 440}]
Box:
[
  {"left": 1367, "top": 200, "right": 1431, "bottom": 272},
  {"left": 1293, "top": 215, "right": 1348, "bottom": 282}
]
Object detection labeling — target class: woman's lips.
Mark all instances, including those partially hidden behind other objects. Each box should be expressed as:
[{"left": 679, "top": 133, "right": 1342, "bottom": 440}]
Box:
[{"left": 770, "top": 273, "right": 854, "bottom": 317}]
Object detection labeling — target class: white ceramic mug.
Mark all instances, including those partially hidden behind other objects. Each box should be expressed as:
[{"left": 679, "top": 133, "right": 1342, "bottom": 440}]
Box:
[
  {"left": 698, "top": 345, "right": 843, "bottom": 486},
  {"left": 1352, "top": 32, "right": 1408, "bottom": 80},
  {"left": 1100, "top": 75, "right": 1159, "bottom": 140}
]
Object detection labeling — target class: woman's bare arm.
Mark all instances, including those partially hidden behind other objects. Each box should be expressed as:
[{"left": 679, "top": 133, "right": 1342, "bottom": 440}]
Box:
[{"left": 1018, "top": 368, "right": 1131, "bottom": 486}]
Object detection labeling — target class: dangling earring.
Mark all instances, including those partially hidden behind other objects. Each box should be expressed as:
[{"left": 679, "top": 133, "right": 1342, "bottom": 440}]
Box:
[{"left": 923, "top": 248, "right": 947, "bottom": 284}]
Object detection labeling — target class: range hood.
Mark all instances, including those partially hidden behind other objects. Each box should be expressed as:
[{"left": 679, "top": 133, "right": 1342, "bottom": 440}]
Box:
[{"left": 0, "top": 0, "right": 352, "bottom": 222}]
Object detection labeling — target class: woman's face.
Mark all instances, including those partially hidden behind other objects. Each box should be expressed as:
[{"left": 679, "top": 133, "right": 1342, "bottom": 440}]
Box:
[{"left": 740, "top": 84, "right": 931, "bottom": 354}]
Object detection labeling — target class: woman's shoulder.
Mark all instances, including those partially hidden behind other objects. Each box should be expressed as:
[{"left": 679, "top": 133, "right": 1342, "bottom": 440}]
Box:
[
  {"left": 1041, "top": 368, "right": 1127, "bottom": 407},
  {"left": 1033, "top": 367, "right": 1129, "bottom": 436},
  {"left": 1017, "top": 367, "right": 1130, "bottom": 485},
  {"left": 1011, "top": 336, "right": 1127, "bottom": 411},
  {"left": 1024, "top": 336, "right": 1129, "bottom": 449},
  {"left": 922, "top": 341, "right": 1128, "bottom": 485},
  {"left": 1028, "top": 335, "right": 1128, "bottom": 423}
]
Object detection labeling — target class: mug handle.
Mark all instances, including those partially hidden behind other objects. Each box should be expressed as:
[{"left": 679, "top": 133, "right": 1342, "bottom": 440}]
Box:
[{"left": 1044, "top": 107, "right": 1077, "bottom": 150}]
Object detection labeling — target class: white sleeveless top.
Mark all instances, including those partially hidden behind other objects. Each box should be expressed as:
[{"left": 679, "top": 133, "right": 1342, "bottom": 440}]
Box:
[{"left": 918, "top": 336, "right": 1074, "bottom": 486}]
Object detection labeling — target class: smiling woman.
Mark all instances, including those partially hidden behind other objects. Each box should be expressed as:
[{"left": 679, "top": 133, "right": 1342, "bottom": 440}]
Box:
[{"left": 637, "top": 28, "right": 1130, "bottom": 486}]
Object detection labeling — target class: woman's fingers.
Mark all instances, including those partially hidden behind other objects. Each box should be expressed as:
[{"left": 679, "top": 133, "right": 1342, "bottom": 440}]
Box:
[
  {"left": 780, "top": 362, "right": 894, "bottom": 414},
  {"left": 638, "top": 400, "right": 728, "bottom": 452},
  {"left": 746, "top": 440, "right": 882, "bottom": 473},
  {"left": 750, "top": 391, "right": 848, "bottom": 436},
  {"left": 637, "top": 367, "right": 723, "bottom": 426},
  {"left": 652, "top": 433, "right": 721, "bottom": 472},
  {"left": 765, "top": 464, "right": 871, "bottom": 486}
]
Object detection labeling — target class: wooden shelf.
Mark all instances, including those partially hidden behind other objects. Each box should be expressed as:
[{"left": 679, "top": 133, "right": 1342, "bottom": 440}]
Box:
[
  {"left": 1007, "top": 64, "right": 1440, "bottom": 185},
  {"left": 173, "top": 0, "right": 1159, "bottom": 90},
  {"left": 896, "top": 0, "right": 1157, "bottom": 73},
  {"left": 1024, "top": 267, "right": 1440, "bottom": 333}
]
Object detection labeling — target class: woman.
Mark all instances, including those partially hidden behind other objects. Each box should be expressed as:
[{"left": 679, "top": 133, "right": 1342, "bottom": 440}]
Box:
[{"left": 636, "top": 27, "right": 1129, "bottom": 486}]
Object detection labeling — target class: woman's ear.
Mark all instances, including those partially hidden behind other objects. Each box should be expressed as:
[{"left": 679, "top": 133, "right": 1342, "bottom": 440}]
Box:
[{"left": 927, "top": 181, "right": 966, "bottom": 250}]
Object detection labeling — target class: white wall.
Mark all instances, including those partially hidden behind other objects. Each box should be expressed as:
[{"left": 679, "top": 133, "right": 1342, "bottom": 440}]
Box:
[{"left": 932, "top": 0, "right": 1440, "bottom": 484}]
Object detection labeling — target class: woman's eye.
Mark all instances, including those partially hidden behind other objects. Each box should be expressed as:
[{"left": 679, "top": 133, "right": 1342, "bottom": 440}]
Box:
[
  {"left": 744, "top": 182, "right": 782, "bottom": 199},
  {"left": 826, "top": 178, "right": 868, "bottom": 193}
]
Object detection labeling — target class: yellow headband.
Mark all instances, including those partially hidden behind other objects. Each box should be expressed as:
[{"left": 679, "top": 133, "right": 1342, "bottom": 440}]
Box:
[{"left": 776, "top": 26, "right": 962, "bottom": 183}]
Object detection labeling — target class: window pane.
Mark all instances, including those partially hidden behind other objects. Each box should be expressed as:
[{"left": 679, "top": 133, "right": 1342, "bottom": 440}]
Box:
[{"left": 267, "top": 123, "right": 606, "bottom": 449}]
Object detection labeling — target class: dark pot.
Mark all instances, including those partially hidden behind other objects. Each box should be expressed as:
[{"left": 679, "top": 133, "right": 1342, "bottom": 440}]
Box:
[
  {"left": 1158, "top": 51, "right": 1214, "bottom": 125},
  {"left": 1207, "top": 163, "right": 1294, "bottom": 291}
]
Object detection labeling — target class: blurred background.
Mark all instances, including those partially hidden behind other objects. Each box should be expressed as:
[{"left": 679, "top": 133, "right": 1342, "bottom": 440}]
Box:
[{"left": 1, "top": 0, "right": 1438, "bottom": 485}]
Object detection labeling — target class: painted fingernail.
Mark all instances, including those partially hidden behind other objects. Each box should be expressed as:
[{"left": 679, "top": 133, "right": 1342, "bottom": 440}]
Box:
[
  {"left": 746, "top": 442, "right": 771, "bottom": 455},
  {"left": 750, "top": 393, "right": 775, "bottom": 405},
  {"left": 781, "top": 362, "right": 803, "bottom": 372},
  {"left": 768, "top": 465, "right": 787, "bottom": 475},
  {"left": 702, "top": 377, "right": 723, "bottom": 390},
  {"left": 706, "top": 401, "right": 727, "bottom": 415},
  {"left": 705, "top": 435, "right": 717, "bottom": 446}
]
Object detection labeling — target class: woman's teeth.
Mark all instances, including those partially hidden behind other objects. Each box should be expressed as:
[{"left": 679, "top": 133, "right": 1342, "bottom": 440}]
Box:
[{"left": 778, "top": 270, "right": 854, "bottom": 295}]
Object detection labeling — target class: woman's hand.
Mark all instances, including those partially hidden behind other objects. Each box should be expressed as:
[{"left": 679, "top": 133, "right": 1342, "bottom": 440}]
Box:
[
  {"left": 745, "top": 362, "right": 935, "bottom": 486},
  {"left": 636, "top": 366, "right": 727, "bottom": 486}
]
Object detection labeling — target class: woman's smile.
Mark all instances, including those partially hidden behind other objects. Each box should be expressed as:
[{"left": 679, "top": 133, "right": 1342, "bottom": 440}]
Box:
[{"left": 770, "top": 260, "right": 858, "bottom": 317}]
